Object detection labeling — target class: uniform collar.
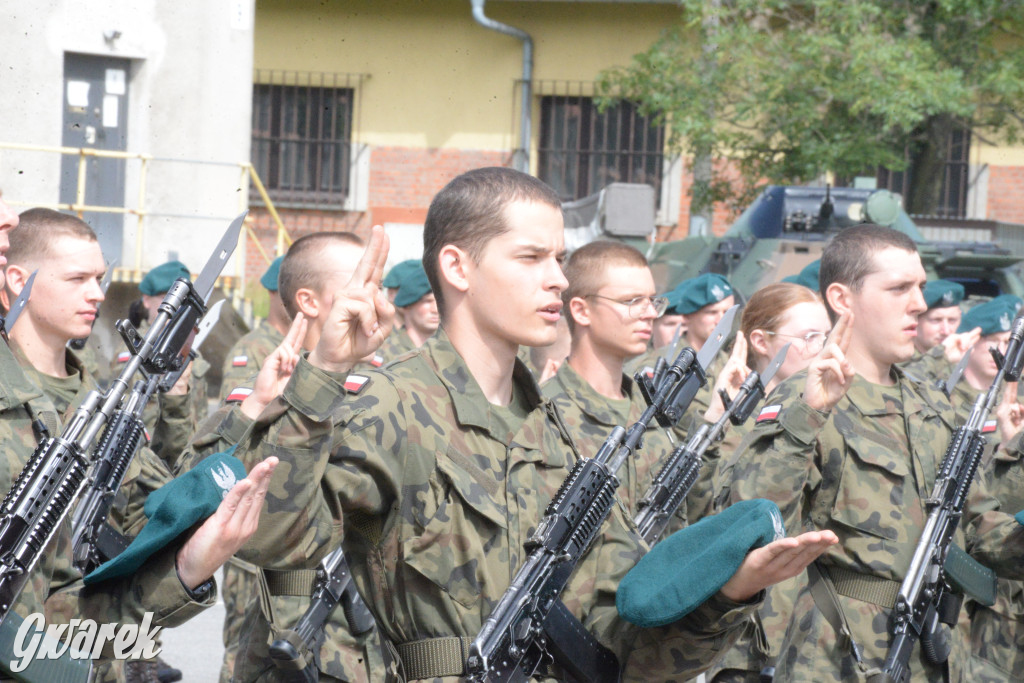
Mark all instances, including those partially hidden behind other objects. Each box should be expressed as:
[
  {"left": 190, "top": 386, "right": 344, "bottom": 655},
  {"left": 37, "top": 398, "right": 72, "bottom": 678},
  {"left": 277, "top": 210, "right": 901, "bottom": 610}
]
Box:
[
  {"left": 419, "top": 327, "right": 544, "bottom": 433},
  {"left": 551, "top": 361, "right": 633, "bottom": 427},
  {"left": 0, "top": 340, "right": 45, "bottom": 412}
]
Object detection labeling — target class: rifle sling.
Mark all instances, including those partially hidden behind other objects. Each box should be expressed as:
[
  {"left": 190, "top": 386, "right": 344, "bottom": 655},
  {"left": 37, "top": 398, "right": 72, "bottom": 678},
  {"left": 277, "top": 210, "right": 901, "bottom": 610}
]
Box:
[
  {"left": 264, "top": 569, "right": 317, "bottom": 597},
  {"left": 806, "top": 561, "right": 864, "bottom": 665},
  {"left": 543, "top": 599, "right": 621, "bottom": 683}
]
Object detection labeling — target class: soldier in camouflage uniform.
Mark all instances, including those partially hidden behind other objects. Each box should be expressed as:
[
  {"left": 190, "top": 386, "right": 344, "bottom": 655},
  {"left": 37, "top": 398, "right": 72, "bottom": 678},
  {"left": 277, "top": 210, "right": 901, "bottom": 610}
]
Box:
[
  {"left": 221, "top": 256, "right": 289, "bottom": 402},
  {"left": 540, "top": 241, "right": 685, "bottom": 529},
  {"left": 900, "top": 280, "right": 977, "bottom": 387},
  {"left": 0, "top": 201, "right": 277, "bottom": 681},
  {"left": 728, "top": 224, "right": 1024, "bottom": 683},
  {"left": 376, "top": 261, "right": 437, "bottom": 362},
  {"left": 708, "top": 282, "right": 830, "bottom": 683},
  {"left": 224, "top": 167, "right": 839, "bottom": 682},
  {"left": 215, "top": 230, "right": 386, "bottom": 683}
]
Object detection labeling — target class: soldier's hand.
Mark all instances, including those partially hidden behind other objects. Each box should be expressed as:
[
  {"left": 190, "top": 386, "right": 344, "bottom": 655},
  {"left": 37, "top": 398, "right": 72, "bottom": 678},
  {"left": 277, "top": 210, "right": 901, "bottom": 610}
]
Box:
[
  {"left": 308, "top": 226, "right": 395, "bottom": 374},
  {"left": 942, "top": 327, "right": 981, "bottom": 364},
  {"left": 803, "top": 312, "right": 854, "bottom": 412},
  {"left": 241, "top": 313, "right": 308, "bottom": 419},
  {"left": 996, "top": 382, "right": 1024, "bottom": 448},
  {"left": 175, "top": 456, "right": 278, "bottom": 590},
  {"left": 705, "top": 334, "right": 750, "bottom": 423},
  {"left": 538, "top": 357, "right": 562, "bottom": 385},
  {"left": 719, "top": 529, "right": 838, "bottom": 602}
]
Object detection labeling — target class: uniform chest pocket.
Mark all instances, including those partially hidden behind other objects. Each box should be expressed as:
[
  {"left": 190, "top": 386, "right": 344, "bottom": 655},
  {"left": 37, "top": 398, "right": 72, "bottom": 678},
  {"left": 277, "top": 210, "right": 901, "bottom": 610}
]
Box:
[
  {"left": 830, "top": 428, "right": 910, "bottom": 541},
  {"left": 401, "top": 445, "right": 508, "bottom": 610}
]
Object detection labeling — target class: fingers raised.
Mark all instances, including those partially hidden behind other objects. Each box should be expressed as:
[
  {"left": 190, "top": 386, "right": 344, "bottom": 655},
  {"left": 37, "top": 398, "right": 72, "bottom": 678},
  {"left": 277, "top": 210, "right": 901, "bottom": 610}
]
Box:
[{"left": 348, "top": 225, "right": 390, "bottom": 289}]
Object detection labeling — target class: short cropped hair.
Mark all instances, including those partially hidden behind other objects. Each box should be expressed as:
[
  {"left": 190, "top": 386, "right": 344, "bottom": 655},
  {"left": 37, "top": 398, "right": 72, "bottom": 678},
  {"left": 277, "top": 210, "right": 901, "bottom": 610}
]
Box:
[
  {"left": 9, "top": 208, "right": 97, "bottom": 267},
  {"left": 422, "top": 167, "right": 562, "bottom": 316},
  {"left": 562, "top": 241, "right": 649, "bottom": 332},
  {"left": 278, "top": 231, "right": 364, "bottom": 318},
  {"left": 819, "top": 224, "right": 917, "bottom": 321}
]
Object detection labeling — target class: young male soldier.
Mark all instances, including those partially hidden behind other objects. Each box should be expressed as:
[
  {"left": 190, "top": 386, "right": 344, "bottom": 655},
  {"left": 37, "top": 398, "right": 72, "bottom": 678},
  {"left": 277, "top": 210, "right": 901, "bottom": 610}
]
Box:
[
  {"left": 227, "top": 167, "right": 836, "bottom": 681},
  {"left": 901, "top": 279, "right": 977, "bottom": 385},
  {"left": 220, "top": 255, "right": 289, "bottom": 402},
  {"left": 0, "top": 201, "right": 277, "bottom": 681},
  {"left": 542, "top": 241, "right": 745, "bottom": 532},
  {"left": 214, "top": 229, "right": 386, "bottom": 683},
  {"left": 727, "top": 224, "right": 1024, "bottom": 682},
  {"left": 376, "top": 261, "right": 438, "bottom": 360}
]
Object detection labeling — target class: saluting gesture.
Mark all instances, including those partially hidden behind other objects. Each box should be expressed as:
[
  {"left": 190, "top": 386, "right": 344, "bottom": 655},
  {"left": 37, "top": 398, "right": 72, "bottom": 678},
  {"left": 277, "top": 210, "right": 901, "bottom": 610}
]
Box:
[
  {"left": 308, "top": 225, "right": 395, "bottom": 373},
  {"left": 803, "top": 312, "right": 856, "bottom": 412}
]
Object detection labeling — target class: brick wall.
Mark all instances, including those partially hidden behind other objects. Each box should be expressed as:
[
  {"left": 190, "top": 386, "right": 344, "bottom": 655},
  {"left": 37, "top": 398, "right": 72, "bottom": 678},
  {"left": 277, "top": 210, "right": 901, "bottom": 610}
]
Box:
[{"left": 988, "top": 165, "right": 1024, "bottom": 224}]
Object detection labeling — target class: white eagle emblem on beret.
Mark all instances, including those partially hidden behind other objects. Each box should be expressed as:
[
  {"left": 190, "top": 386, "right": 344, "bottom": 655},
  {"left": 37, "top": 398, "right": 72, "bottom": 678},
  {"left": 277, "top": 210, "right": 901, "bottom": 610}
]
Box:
[
  {"left": 711, "top": 284, "right": 724, "bottom": 300},
  {"left": 941, "top": 291, "right": 954, "bottom": 306},
  {"left": 1000, "top": 312, "right": 1011, "bottom": 331},
  {"left": 211, "top": 463, "right": 238, "bottom": 498}
]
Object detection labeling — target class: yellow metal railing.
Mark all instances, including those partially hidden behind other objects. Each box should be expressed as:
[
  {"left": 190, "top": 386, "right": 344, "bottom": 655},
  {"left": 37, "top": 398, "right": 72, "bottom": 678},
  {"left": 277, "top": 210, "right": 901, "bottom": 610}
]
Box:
[{"left": 0, "top": 141, "right": 293, "bottom": 283}]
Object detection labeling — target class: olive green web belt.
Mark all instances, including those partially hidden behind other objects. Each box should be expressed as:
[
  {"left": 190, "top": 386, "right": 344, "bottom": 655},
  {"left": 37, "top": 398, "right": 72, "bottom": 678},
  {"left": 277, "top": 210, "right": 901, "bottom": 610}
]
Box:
[
  {"left": 263, "top": 569, "right": 317, "bottom": 597},
  {"left": 395, "top": 636, "right": 473, "bottom": 679},
  {"left": 824, "top": 566, "right": 901, "bottom": 608}
]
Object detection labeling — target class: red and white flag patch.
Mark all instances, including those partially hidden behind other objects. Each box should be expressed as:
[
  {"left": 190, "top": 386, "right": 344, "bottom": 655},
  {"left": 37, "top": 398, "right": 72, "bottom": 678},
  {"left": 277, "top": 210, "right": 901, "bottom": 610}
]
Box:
[
  {"left": 225, "top": 387, "right": 254, "bottom": 403},
  {"left": 982, "top": 419, "right": 998, "bottom": 434},
  {"left": 757, "top": 404, "right": 782, "bottom": 423},
  {"left": 344, "top": 374, "right": 369, "bottom": 394},
  {"left": 232, "top": 355, "right": 248, "bottom": 367},
  {"left": 116, "top": 351, "right": 131, "bottom": 363},
  {"left": 370, "top": 354, "right": 384, "bottom": 368}
]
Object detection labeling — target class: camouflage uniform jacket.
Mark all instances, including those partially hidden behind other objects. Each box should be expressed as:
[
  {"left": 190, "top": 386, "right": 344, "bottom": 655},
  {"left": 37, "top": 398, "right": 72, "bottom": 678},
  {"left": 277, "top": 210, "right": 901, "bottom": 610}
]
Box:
[
  {"left": 378, "top": 327, "right": 417, "bottom": 364},
  {"left": 219, "top": 319, "right": 285, "bottom": 402},
  {"left": 0, "top": 341, "right": 213, "bottom": 680},
  {"left": 900, "top": 346, "right": 953, "bottom": 388},
  {"left": 541, "top": 361, "right": 686, "bottom": 533},
  {"left": 729, "top": 367, "right": 1024, "bottom": 682},
  {"left": 234, "top": 329, "right": 758, "bottom": 682}
]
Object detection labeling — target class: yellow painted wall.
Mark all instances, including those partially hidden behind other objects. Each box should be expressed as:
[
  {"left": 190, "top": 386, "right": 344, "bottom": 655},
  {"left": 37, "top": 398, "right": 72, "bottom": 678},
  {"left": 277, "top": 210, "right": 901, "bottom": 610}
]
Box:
[{"left": 254, "top": 0, "right": 681, "bottom": 150}]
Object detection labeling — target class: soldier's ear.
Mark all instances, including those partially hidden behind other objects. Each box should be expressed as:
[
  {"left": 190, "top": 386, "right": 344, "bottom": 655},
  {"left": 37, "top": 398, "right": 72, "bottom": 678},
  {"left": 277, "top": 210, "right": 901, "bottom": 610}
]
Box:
[
  {"left": 568, "top": 296, "right": 591, "bottom": 328},
  {"left": 825, "top": 282, "right": 852, "bottom": 318},
  {"left": 2, "top": 264, "right": 30, "bottom": 310},
  {"left": 438, "top": 244, "right": 470, "bottom": 295},
  {"left": 294, "top": 287, "right": 319, "bottom": 319},
  {"left": 748, "top": 328, "right": 770, "bottom": 358}
]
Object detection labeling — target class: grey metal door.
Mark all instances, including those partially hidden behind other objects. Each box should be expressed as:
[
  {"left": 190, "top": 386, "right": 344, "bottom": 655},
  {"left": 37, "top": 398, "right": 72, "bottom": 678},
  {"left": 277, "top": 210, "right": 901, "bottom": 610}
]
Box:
[{"left": 60, "top": 53, "right": 130, "bottom": 264}]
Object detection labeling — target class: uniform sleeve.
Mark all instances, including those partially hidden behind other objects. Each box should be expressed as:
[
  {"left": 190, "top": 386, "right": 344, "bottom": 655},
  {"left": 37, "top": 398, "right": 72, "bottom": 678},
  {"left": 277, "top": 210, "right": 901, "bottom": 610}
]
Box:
[
  {"left": 147, "top": 392, "right": 194, "bottom": 470},
  {"left": 962, "top": 440, "right": 1024, "bottom": 578},
  {"left": 234, "top": 356, "right": 400, "bottom": 570},
  {"left": 726, "top": 379, "right": 827, "bottom": 536}
]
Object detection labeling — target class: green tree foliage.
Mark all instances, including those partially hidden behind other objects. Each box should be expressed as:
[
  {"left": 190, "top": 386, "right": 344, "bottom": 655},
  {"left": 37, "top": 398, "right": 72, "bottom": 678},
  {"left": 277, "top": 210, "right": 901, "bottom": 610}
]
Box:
[{"left": 597, "top": 1, "right": 1024, "bottom": 215}]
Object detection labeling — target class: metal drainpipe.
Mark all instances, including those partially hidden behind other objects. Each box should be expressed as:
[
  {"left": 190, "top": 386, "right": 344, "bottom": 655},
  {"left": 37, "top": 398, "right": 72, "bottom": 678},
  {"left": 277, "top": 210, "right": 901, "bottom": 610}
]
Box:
[{"left": 470, "top": 0, "right": 532, "bottom": 174}]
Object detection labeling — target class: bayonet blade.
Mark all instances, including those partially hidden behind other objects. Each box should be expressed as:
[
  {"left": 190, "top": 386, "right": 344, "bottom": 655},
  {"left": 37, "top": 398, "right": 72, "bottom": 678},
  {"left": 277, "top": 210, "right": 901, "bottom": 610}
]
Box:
[
  {"left": 5, "top": 271, "right": 37, "bottom": 334},
  {"left": 192, "top": 299, "right": 225, "bottom": 351},
  {"left": 944, "top": 347, "right": 972, "bottom": 398},
  {"left": 759, "top": 342, "right": 792, "bottom": 389},
  {"left": 99, "top": 262, "right": 115, "bottom": 295},
  {"left": 696, "top": 304, "right": 739, "bottom": 370},
  {"left": 192, "top": 212, "right": 245, "bottom": 303}
]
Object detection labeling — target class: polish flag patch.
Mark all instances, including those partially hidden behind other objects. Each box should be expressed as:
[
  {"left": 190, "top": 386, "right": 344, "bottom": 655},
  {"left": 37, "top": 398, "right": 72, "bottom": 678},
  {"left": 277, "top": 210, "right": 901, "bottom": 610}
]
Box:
[
  {"left": 642, "top": 366, "right": 655, "bottom": 380},
  {"left": 232, "top": 355, "right": 248, "bottom": 367},
  {"left": 982, "top": 420, "right": 998, "bottom": 434},
  {"left": 757, "top": 404, "right": 782, "bottom": 423},
  {"left": 370, "top": 355, "right": 384, "bottom": 368},
  {"left": 344, "top": 374, "right": 369, "bottom": 394},
  {"left": 225, "top": 387, "right": 254, "bottom": 403},
  {"left": 116, "top": 351, "right": 131, "bottom": 363}
]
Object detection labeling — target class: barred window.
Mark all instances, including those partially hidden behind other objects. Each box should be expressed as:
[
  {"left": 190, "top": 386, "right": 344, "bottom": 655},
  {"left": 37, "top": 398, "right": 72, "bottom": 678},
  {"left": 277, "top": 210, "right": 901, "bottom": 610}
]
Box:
[
  {"left": 538, "top": 94, "right": 665, "bottom": 202},
  {"left": 877, "top": 128, "right": 970, "bottom": 218},
  {"left": 251, "top": 72, "right": 354, "bottom": 207}
]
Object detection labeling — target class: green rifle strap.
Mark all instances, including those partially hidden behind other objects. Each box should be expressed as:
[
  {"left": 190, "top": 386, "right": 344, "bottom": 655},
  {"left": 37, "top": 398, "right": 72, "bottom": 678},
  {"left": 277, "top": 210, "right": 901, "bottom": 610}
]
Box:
[
  {"left": 0, "top": 613, "right": 92, "bottom": 683},
  {"left": 944, "top": 543, "right": 996, "bottom": 607},
  {"left": 806, "top": 561, "right": 864, "bottom": 665}
]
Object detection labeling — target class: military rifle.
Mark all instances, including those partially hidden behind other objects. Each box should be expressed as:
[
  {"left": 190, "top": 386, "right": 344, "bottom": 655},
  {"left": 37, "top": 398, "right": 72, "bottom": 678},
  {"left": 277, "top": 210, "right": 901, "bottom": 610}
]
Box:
[
  {"left": 872, "top": 314, "right": 1024, "bottom": 683},
  {"left": 70, "top": 299, "right": 226, "bottom": 575},
  {"left": 633, "top": 342, "right": 790, "bottom": 545},
  {"left": 267, "top": 547, "right": 377, "bottom": 673},
  {"left": 0, "top": 213, "right": 243, "bottom": 622},
  {"left": 464, "top": 306, "right": 738, "bottom": 683}
]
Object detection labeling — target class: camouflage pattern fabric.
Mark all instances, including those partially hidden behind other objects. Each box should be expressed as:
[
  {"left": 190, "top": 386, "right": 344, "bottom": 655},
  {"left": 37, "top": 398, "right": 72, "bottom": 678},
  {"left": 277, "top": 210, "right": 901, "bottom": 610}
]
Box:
[
  {"left": 967, "top": 431, "right": 1024, "bottom": 681},
  {"left": 542, "top": 361, "right": 686, "bottom": 533},
  {"left": 0, "top": 341, "right": 214, "bottom": 682},
  {"left": 220, "top": 320, "right": 285, "bottom": 402},
  {"left": 229, "top": 329, "right": 757, "bottom": 682},
  {"left": 899, "top": 346, "right": 953, "bottom": 388},
  {"left": 377, "top": 326, "right": 417, "bottom": 363},
  {"left": 728, "top": 367, "right": 1024, "bottom": 683},
  {"left": 183, "top": 389, "right": 387, "bottom": 683}
]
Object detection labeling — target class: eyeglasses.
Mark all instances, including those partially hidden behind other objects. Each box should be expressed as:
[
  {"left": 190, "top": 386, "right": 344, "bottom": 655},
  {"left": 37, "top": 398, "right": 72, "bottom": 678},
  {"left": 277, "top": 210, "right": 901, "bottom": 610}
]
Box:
[
  {"left": 586, "top": 294, "right": 670, "bottom": 319},
  {"left": 765, "top": 330, "right": 828, "bottom": 357}
]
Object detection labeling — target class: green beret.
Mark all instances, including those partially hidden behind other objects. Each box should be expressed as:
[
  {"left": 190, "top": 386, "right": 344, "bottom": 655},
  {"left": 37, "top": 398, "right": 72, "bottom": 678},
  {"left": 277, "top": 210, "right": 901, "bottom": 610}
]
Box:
[
  {"left": 383, "top": 259, "right": 422, "bottom": 289},
  {"left": 958, "top": 296, "right": 1023, "bottom": 336},
  {"left": 260, "top": 256, "right": 284, "bottom": 292},
  {"left": 84, "top": 449, "right": 247, "bottom": 584},
  {"left": 616, "top": 499, "right": 785, "bottom": 627},
  {"left": 393, "top": 264, "right": 432, "bottom": 308},
  {"left": 139, "top": 260, "right": 190, "bottom": 296},
  {"left": 922, "top": 280, "right": 964, "bottom": 310},
  {"left": 667, "top": 273, "right": 734, "bottom": 315},
  {"left": 781, "top": 260, "right": 821, "bottom": 292}
]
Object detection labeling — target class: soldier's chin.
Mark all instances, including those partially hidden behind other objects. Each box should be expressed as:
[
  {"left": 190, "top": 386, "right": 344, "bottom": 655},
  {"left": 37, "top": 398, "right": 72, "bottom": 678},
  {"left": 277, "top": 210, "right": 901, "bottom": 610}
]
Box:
[{"left": 518, "top": 328, "right": 558, "bottom": 348}]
